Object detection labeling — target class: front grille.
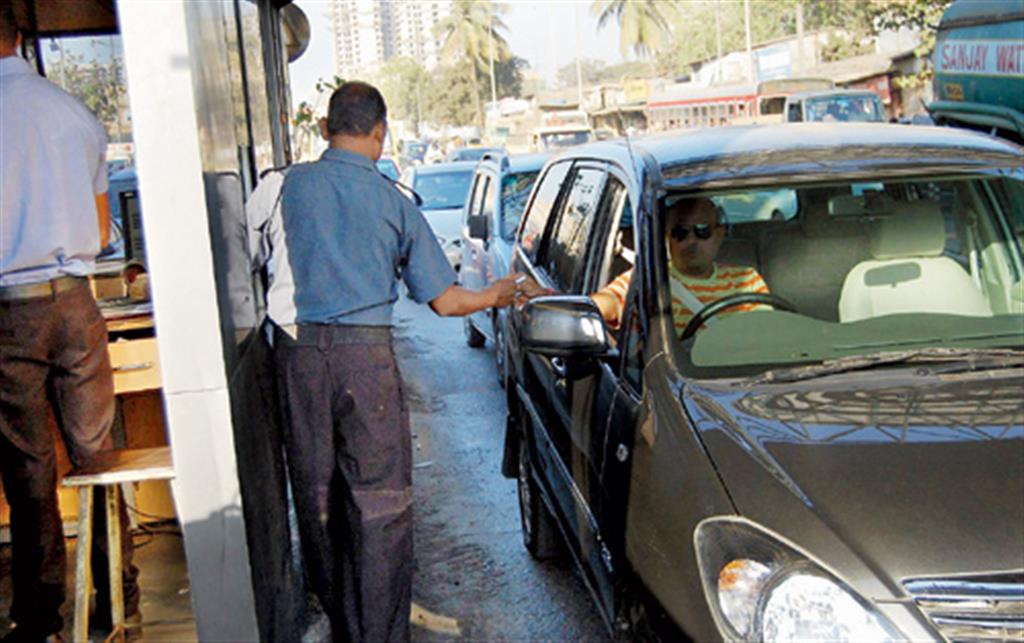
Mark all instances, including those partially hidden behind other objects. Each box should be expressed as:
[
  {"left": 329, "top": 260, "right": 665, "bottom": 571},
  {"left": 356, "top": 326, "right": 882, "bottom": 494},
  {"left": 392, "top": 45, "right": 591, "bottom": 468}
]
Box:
[{"left": 904, "top": 573, "right": 1024, "bottom": 641}]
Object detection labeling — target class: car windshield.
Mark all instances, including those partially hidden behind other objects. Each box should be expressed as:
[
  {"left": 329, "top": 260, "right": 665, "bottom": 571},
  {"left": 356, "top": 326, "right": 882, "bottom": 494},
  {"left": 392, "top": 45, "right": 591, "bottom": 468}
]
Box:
[
  {"left": 667, "top": 173, "right": 1024, "bottom": 376},
  {"left": 805, "top": 95, "right": 884, "bottom": 122},
  {"left": 413, "top": 170, "right": 474, "bottom": 210},
  {"left": 376, "top": 159, "right": 400, "bottom": 181},
  {"left": 541, "top": 131, "right": 591, "bottom": 148},
  {"left": 448, "top": 147, "right": 499, "bottom": 162},
  {"left": 500, "top": 170, "right": 540, "bottom": 239}
]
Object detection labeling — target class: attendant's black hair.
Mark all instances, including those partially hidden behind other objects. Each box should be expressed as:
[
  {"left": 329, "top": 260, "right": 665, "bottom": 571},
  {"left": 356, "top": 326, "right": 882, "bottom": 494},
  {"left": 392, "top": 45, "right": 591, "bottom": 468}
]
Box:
[{"left": 326, "top": 81, "right": 387, "bottom": 137}]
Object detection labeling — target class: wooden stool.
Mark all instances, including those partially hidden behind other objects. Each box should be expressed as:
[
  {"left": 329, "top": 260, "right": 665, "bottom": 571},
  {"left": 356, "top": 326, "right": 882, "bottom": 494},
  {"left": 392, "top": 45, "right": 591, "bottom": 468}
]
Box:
[{"left": 62, "top": 447, "right": 175, "bottom": 643}]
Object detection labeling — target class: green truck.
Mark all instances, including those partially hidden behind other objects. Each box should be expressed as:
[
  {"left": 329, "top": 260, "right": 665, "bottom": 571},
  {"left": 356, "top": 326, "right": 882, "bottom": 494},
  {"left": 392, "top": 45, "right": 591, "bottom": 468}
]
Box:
[{"left": 929, "top": 0, "right": 1024, "bottom": 143}]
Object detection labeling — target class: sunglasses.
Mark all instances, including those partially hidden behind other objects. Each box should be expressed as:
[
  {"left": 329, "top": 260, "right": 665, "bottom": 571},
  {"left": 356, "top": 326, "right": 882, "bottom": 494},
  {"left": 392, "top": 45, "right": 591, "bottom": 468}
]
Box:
[{"left": 670, "top": 223, "right": 715, "bottom": 242}]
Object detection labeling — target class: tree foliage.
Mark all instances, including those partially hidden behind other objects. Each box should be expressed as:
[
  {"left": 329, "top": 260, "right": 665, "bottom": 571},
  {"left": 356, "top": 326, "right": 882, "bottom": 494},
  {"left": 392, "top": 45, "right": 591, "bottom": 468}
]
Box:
[
  {"left": 47, "top": 46, "right": 128, "bottom": 143},
  {"left": 434, "top": 0, "right": 512, "bottom": 127},
  {"left": 376, "top": 57, "right": 429, "bottom": 129},
  {"left": 591, "top": 0, "right": 680, "bottom": 60}
]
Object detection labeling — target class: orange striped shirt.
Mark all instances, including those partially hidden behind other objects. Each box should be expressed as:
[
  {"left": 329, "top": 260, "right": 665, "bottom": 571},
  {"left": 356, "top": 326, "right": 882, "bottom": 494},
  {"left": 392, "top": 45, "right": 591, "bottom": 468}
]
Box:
[{"left": 597, "top": 263, "right": 769, "bottom": 331}]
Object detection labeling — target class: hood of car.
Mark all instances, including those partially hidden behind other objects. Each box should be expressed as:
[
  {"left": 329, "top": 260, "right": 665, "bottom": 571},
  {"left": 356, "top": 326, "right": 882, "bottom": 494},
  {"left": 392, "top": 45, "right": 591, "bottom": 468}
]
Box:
[
  {"left": 422, "top": 207, "right": 464, "bottom": 244},
  {"left": 684, "top": 369, "right": 1024, "bottom": 583}
]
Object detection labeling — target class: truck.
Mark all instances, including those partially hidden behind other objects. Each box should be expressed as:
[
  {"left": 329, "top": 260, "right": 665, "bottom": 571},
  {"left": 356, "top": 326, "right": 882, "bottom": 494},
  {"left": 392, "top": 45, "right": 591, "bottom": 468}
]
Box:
[{"left": 928, "top": 0, "right": 1024, "bottom": 144}]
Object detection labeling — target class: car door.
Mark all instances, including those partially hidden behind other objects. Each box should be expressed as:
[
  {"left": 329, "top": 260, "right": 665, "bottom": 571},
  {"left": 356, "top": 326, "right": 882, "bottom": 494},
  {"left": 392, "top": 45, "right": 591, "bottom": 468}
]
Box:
[
  {"left": 567, "top": 171, "right": 639, "bottom": 617},
  {"left": 528, "top": 162, "right": 611, "bottom": 575}
]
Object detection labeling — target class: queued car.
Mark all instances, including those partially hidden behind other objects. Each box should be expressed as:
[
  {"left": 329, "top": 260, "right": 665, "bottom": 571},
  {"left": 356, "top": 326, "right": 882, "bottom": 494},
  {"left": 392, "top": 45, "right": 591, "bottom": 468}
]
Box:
[
  {"left": 445, "top": 146, "right": 504, "bottom": 163},
  {"left": 400, "top": 160, "right": 477, "bottom": 270},
  {"left": 502, "top": 124, "right": 1024, "bottom": 641},
  {"left": 459, "top": 151, "right": 551, "bottom": 382},
  {"left": 376, "top": 157, "right": 400, "bottom": 181},
  {"left": 784, "top": 89, "right": 887, "bottom": 123}
]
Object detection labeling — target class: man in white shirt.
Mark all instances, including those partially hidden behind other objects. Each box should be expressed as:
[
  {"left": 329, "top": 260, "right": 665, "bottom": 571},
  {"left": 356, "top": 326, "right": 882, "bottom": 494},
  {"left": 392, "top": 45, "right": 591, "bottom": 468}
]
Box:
[{"left": 0, "top": 7, "right": 139, "bottom": 641}]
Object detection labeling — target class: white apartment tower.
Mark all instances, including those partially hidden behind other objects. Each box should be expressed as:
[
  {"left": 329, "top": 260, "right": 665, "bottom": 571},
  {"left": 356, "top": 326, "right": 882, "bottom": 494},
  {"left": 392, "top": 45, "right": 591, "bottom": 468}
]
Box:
[{"left": 331, "top": 0, "right": 453, "bottom": 79}]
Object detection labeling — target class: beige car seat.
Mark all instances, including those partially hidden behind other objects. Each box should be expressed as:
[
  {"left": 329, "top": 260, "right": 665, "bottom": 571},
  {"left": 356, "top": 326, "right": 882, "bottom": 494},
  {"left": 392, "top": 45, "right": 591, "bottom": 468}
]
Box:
[{"left": 838, "top": 203, "right": 993, "bottom": 322}]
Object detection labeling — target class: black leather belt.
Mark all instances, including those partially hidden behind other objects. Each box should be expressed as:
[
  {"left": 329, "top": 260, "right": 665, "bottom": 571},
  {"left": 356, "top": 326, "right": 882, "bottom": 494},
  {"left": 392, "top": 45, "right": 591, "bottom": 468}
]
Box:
[{"left": 0, "top": 275, "right": 87, "bottom": 301}]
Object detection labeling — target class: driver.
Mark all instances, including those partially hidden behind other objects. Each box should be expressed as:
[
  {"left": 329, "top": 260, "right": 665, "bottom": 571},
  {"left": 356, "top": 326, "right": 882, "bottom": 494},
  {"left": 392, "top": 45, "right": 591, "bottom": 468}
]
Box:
[{"left": 592, "top": 196, "right": 769, "bottom": 334}]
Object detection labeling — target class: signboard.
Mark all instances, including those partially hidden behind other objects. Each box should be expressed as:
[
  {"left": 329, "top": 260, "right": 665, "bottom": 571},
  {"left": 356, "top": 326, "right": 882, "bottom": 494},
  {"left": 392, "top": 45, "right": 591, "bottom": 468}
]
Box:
[
  {"left": 754, "top": 44, "right": 792, "bottom": 81},
  {"left": 623, "top": 79, "right": 649, "bottom": 104},
  {"left": 935, "top": 40, "right": 1024, "bottom": 76}
]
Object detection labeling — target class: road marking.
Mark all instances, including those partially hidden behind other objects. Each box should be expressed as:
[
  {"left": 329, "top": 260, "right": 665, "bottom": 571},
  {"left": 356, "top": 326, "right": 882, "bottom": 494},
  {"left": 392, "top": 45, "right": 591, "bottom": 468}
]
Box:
[{"left": 410, "top": 602, "right": 462, "bottom": 636}]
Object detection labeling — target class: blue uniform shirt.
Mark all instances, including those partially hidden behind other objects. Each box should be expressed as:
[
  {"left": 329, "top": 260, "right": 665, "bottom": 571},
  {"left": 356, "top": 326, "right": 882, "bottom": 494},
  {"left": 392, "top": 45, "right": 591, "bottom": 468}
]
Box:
[
  {"left": 0, "top": 55, "right": 108, "bottom": 286},
  {"left": 275, "top": 147, "right": 456, "bottom": 326}
]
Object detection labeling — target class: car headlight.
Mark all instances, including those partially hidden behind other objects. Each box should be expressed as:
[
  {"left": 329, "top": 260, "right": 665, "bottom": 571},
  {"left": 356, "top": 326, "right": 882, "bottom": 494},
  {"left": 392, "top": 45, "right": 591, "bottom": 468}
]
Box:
[{"left": 695, "top": 518, "right": 902, "bottom": 642}]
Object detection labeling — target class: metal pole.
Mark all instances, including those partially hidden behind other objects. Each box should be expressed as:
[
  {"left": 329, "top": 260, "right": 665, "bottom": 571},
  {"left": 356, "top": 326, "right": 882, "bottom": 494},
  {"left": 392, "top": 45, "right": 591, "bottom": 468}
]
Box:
[
  {"left": 796, "top": 1, "right": 805, "bottom": 73},
  {"left": 715, "top": 0, "right": 723, "bottom": 84},
  {"left": 744, "top": 0, "right": 754, "bottom": 82},
  {"left": 488, "top": 20, "right": 497, "bottom": 105},
  {"left": 574, "top": 4, "right": 583, "bottom": 108}
]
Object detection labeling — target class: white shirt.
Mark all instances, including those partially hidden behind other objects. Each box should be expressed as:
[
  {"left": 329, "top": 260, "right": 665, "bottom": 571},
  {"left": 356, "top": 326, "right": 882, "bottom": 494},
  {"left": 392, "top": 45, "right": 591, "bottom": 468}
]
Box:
[{"left": 0, "top": 55, "right": 108, "bottom": 285}]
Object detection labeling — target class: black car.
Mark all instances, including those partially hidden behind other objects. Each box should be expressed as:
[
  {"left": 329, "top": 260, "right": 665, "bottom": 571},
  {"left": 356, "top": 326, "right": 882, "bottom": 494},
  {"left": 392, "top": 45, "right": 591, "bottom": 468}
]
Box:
[{"left": 503, "top": 124, "right": 1024, "bottom": 641}]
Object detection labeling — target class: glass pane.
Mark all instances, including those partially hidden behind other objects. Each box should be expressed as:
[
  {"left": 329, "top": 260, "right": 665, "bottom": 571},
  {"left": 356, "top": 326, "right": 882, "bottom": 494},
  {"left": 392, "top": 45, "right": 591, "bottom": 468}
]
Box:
[
  {"left": 238, "top": 0, "right": 275, "bottom": 176},
  {"left": 546, "top": 167, "right": 604, "bottom": 292}
]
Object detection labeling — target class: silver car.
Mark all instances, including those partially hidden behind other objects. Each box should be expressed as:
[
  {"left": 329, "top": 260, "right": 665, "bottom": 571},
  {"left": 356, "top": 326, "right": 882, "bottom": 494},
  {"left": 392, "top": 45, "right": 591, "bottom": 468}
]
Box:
[{"left": 400, "top": 160, "right": 477, "bottom": 271}]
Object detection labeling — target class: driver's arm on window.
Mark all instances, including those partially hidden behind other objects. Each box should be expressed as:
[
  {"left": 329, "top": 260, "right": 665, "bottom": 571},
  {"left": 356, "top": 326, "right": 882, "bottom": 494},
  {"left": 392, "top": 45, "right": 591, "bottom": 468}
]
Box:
[{"left": 592, "top": 269, "right": 632, "bottom": 330}]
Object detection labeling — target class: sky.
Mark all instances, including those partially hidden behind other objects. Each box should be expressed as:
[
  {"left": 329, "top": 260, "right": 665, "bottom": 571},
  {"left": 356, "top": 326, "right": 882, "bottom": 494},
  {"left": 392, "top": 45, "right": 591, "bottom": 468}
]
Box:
[{"left": 289, "top": 0, "right": 624, "bottom": 113}]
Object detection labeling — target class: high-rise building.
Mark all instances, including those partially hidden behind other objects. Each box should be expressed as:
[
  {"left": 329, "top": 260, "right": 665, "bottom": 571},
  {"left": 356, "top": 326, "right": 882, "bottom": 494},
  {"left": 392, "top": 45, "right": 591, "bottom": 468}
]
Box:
[{"left": 331, "top": 0, "right": 453, "bottom": 79}]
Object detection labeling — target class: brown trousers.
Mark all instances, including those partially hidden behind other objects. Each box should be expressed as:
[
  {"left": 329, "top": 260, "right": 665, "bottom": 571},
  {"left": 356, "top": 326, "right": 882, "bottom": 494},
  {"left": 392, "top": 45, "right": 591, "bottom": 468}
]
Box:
[
  {"left": 274, "top": 324, "right": 412, "bottom": 643},
  {"left": 0, "top": 278, "right": 138, "bottom": 636}
]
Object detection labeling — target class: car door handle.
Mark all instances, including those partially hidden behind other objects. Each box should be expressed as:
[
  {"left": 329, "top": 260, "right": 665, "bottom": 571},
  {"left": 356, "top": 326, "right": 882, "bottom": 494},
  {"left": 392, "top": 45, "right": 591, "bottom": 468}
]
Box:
[{"left": 551, "top": 356, "right": 567, "bottom": 379}]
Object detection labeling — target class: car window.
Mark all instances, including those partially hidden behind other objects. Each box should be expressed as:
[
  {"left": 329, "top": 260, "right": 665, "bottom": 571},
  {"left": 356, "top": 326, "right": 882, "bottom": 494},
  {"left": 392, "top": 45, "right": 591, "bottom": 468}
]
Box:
[
  {"left": 481, "top": 176, "right": 496, "bottom": 220},
  {"left": 468, "top": 174, "right": 487, "bottom": 217},
  {"left": 413, "top": 170, "right": 474, "bottom": 210},
  {"left": 590, "top": 176, "right": 632, "bottom": 292},
  {"left": 677, "top": 174, "right": 1024, "bottom": 376},
  {"left": 519, "top": 161, "right": 572, "bottom": 262},
  {"left": 714, "top": 189, "right": 797, "bottom": 223},
  {"left": 500, "top": 170, "right": 540, "bottom": 240},
  {"left": 542, "top": 166, "right": 606, "bottom": 293}
]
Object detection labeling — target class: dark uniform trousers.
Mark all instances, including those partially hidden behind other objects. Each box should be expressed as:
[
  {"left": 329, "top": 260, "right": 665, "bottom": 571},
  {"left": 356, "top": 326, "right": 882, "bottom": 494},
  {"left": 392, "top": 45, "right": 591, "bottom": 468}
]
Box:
[
  {"left": 274, "top": 323, "right": 413, "bottom": 643},
  {"left": 0, "top": 278, "right": 139, "bottom": 636}
]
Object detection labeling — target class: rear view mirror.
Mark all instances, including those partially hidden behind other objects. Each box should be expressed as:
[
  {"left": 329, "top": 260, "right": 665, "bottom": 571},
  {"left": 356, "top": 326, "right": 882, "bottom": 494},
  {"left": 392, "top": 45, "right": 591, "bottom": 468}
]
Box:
[
  {"left": 520, "top": 296, "right": 609, "bottom": 357},
  {"left": 467, "top": 214, "right": 489, "bottom": 240}
]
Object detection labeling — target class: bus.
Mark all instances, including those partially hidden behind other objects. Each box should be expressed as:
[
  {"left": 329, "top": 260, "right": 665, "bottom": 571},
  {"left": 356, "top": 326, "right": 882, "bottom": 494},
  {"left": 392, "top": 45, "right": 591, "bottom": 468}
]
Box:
[{"left": 646, "top": 77, "right": 834, "bottom": 129}]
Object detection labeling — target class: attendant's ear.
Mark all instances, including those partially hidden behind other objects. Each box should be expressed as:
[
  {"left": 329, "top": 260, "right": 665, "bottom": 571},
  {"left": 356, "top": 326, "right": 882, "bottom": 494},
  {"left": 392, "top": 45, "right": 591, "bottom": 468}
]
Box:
[
  {"left": 318, "top": 117, "right": 329, "bottom": 140},
  {"left": 372, "top": 120, "right": 387, "bottom": 144}
]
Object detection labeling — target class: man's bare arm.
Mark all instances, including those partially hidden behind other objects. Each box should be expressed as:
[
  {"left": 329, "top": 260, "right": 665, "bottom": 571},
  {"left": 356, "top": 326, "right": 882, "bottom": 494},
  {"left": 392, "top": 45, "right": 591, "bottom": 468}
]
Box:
[
  {"left": 429, "top": 273, "right": 545, "bottom": 317},
  {"left": 95, "top": 192, "right": 111, "bottom": 248}
]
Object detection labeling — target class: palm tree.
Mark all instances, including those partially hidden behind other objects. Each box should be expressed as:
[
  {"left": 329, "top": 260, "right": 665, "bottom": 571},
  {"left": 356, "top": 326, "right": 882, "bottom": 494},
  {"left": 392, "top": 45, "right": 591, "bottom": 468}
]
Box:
[
  {"left": 591, "top": 0, "right": 679, "bottom": 60},
  {"left": 434, "top": 1, "right": 511, "bottom": 128}
]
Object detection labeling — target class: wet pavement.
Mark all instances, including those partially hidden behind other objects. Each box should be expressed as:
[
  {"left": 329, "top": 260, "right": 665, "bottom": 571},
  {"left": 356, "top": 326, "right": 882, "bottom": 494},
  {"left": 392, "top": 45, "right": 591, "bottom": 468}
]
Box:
[
  {"left": 395, "top": 297, "right": 608, "bottom": 641},
  {"left": 0, "top": 295, "right": 607, "bottom": 641}
]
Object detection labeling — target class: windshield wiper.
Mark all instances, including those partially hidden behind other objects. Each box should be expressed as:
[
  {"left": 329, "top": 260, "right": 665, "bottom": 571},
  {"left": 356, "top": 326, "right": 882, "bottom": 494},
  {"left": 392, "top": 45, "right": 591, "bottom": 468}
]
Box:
[{"left": 750, "top": 347, "right": 1024, "bottom": 384}]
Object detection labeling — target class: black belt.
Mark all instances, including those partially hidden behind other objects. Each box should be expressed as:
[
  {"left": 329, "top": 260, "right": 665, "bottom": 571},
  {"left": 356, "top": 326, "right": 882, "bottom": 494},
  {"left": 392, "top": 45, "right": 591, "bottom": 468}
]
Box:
[
  {"left": 0, "top": 275, "right": 87, "bottom": 301},
  {"left": 282, "top": 323, "right": 393, "bottom": 346}
]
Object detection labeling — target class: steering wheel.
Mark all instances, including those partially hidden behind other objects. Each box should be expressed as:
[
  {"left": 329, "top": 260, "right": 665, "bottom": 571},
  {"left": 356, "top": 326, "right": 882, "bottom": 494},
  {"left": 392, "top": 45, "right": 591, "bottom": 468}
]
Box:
[{"left": 680, "top": 293, "right": 798, "bottom": 341}]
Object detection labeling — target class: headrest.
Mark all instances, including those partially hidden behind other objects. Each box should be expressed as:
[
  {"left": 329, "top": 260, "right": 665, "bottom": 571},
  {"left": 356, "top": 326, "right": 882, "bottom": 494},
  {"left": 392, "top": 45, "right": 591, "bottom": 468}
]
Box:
[{"left": 869, "top": 203, "right": 946, "bottom": 260}]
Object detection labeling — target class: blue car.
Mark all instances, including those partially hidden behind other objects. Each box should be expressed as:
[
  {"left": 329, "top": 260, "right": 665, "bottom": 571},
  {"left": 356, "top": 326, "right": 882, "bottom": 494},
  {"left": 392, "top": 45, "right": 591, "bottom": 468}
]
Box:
[{"left": 459, "top": 151, "right": 551, "bottom": 385}]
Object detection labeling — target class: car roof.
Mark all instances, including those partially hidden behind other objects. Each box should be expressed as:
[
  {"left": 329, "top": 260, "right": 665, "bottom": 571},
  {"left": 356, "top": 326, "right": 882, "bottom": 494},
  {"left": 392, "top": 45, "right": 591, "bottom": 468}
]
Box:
[
  {"left": 788, "top": 89, "right": 883, "bottom": 100},
  {"left": 410, "top": 160, "right": 478, "bottom": 174},
  {"left": 551, "top": 124, "right": 1022, "bottom": 189},
  {"left": 478, "top": 152, "right": 552, "bottom": 174}
]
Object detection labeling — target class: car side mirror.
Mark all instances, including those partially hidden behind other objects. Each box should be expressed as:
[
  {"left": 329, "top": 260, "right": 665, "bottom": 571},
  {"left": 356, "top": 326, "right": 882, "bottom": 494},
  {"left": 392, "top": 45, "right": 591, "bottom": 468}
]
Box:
[
  {"left": 467, "top": 213, "right": 489, "bottom": 240},
  {"left": 519, "top": 295, "right": 610, "bottom": 358}
]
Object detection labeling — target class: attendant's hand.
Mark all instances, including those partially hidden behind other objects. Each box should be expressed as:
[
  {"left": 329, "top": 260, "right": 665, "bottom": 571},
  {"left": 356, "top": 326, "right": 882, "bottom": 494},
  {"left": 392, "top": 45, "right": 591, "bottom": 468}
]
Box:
[
  {"left": 512, "top": 274, "right": 548, "bottom": 307},
  {"left": 490, "top": 272, "right": 522, "bottom": 308}
]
